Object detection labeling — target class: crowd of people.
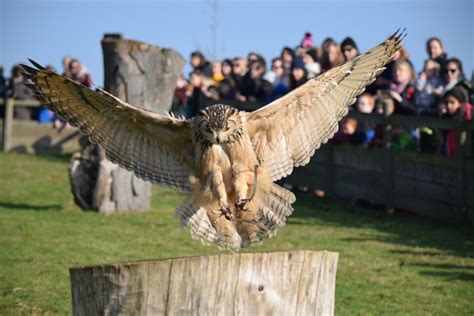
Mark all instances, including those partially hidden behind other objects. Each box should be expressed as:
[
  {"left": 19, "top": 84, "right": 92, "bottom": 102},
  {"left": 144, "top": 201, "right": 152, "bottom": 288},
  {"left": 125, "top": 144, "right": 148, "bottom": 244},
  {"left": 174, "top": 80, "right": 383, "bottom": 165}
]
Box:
[
  {"left": 1, "top": 32, "right": 472, "bottom": 158},
  {"left": 0, "top": 56, "right": 92, "bottom": 129},
  {"left": 173, "top": 33, "right": 473, "bottom": 158}
]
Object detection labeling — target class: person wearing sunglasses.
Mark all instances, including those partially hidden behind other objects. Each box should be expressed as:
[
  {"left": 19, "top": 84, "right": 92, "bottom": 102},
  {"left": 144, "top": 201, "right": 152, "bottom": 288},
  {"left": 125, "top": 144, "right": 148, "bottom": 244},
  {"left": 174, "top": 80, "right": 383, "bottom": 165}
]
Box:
[{"left": 442, "top": 57, "right": 472, "bottom": 105}]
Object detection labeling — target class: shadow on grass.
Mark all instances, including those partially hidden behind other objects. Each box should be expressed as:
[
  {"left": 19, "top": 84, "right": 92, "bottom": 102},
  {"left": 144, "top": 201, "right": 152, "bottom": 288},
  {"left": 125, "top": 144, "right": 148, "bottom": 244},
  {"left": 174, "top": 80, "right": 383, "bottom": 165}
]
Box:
[
  {"left": 1, "top": 151, "right": 73, "bottom": 163},
  {"left": 418, "top": 270, "right": 474, "bottom": 282},
  {"left": 291, "top": 192, "right": 474, "bottom": 259},
  {"left": 0, "top": 202, "right": 63, "bottom": 211}
]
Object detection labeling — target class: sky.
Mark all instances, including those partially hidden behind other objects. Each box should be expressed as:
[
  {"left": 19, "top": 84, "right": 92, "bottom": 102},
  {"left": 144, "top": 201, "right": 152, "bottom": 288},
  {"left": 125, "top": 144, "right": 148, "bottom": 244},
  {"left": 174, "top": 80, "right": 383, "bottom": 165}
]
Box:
[{"left": 1, "top": 0, "right": 473, "bottom": 86}]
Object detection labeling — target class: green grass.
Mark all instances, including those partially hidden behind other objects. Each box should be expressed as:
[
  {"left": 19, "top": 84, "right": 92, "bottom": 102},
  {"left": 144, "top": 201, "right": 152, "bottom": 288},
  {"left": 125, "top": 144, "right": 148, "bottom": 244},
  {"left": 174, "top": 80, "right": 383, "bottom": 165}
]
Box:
[{"left": 0, "top": 152, "right": 473, "bottom": 315}]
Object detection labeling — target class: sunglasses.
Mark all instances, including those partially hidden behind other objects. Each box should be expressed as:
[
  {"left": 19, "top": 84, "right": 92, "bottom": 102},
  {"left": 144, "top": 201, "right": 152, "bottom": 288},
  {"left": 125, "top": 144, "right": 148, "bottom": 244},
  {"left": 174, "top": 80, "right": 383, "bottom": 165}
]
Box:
[
  {"left": 445, "top": 68, "right": 458, "bottom": 74},
  {"left": 343, "top": 47, "right": 354, "bottom": 52},
  {"left": 272, "top": 65, "right": 283, "bottom": 69}
]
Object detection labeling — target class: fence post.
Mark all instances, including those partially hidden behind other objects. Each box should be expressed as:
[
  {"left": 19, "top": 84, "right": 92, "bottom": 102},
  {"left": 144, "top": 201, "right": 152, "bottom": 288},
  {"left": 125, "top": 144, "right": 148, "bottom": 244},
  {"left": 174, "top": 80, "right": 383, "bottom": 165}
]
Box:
[
  {"left": 382, "top": 102, "right": 394, "bottom": 214},
  {"left": 1, "top": 98, "right": 14, "bottom": 151},
  {"left": 455, "top": 118, "right": 467, "bottom": 221}
]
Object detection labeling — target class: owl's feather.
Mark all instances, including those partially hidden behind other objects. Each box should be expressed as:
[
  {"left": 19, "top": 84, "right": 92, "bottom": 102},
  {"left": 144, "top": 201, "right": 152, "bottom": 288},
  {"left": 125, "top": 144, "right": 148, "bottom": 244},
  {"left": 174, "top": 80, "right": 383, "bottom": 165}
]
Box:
[
  {"left": 246, "top": 29, "right": 405, "bottom": 181},
  {"left": 22, "top": 61, "right": 195, "bottom": 190}
]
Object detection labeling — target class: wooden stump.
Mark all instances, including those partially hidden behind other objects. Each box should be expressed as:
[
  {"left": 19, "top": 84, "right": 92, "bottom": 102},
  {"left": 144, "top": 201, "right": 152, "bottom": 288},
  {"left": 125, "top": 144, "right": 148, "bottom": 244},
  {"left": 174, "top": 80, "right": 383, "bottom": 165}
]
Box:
[
  {"left": 70, "top": 250, "right": 339, "bottom": 315},
  {"left": 68, "top": 35, "right": 185, "bottom": 213}
]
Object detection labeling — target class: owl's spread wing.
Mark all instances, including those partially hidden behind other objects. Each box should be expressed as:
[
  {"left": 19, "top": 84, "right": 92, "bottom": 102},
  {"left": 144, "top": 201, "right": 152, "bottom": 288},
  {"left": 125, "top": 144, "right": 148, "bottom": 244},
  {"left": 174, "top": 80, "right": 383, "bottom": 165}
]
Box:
[
  {"left": 22, "top": 60, "right": 194, "bottom": 190},
  {"left": 245, "top": 30, "right": 404, "bottom": 181}
]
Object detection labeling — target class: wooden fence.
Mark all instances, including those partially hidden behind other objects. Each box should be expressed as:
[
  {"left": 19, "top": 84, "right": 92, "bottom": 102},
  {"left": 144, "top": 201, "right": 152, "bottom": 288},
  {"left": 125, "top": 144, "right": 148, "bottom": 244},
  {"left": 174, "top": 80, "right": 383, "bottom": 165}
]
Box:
[
  {"left": 2, "top": 97, "right": 473, "bottom": 221},
  {"left": 0, "top": 98, "right": 81, "bottom": 153}
]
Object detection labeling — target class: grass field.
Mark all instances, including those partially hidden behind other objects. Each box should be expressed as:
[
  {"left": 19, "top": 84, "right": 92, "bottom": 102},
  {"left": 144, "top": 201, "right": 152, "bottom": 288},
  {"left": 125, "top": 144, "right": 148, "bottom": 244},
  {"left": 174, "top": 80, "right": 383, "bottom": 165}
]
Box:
[{"left": 0, "top": 152, "right": 473, "bottom": 315}]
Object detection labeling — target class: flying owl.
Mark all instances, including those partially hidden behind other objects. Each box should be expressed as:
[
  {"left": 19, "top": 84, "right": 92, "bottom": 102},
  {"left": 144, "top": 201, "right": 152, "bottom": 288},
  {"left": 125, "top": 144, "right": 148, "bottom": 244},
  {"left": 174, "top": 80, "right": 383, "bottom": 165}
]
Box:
[{"left": 22, "top": 30, "right": 404, "bottom": 250}]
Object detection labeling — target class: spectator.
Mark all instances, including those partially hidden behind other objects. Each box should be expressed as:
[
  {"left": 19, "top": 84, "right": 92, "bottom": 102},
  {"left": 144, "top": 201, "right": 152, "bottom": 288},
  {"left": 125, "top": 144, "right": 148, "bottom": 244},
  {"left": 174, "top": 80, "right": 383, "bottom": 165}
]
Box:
[
  {"left": 300, "top": 32, "right": 313, "bottom": 48},
  {"left": 414, "top": 59, "right": 444, "bottom": 115},
  {"left": 265, "top": 57, "right": 288, "bottom": 86},
  {"left": 171, "top": 75, "right": 192, "bottom": 118},
  {"left": 356, "top": 93, "right": 376, "bottom": 113},
  {"left": 190, "top": 51, "right": 213, "bottom": 77},
  {"left": 426, "top": 37, "right": 448, "bottom": 73},
  {"left": 320, "top": 39, "right": 343, "bottom": 72},
  {"left": 369, "top": 100, "right": 414, "bottom": 150},
  {"left": 341, "top": 37, "right": 359, "bottom": 61},
  {"left": 45, "top": 65, "right": 56, "bottom": 72},
  {"left": 232, "top": 57, "right": 247, "bottom": 94},
  {"left": 188, "top": 71, "right": 211, "bottom": 117},
  {"left": 239, "top": 60, "right": 272, "bottom": 103},
  {"left": 351, "top": 94, "right": 376, "bottom": 145},
  {"left": 332, "top": 118, "right": 358, "bottom": 143},
  {"left": 442, "top": 57, "right": 472, "bottom": 103},
  {"left": 7, "top": 65, "right": 35, "bottom": 120},
  {"left": 281, "top": 47, "right": 295, "bottom": 78},
  {"left": 391, "top": 125, "right": 415, "bottom": 150},
  {"left": 289, "top": 57, "right": 308, "bottom": 90},
  {"left": 265, "top": 57, "right": 289, "bottom": 102},
  {"left": 218, "top": 59, "right": 238, "bottom": 101},
  {"left": 441, "top": 88, "right": 472, "bottom": 157},
  {"left": 62, "top": 56, "right": 72, "bottom": 77},
  {"left": 211, "top": 61, "right": 224, "bottom": 85},
  {"left": 378, "top": 60, "right": 416, "bottom": 114},
  {"left": 303, "top": 48, "right": 321, "bottom": 78},
  {"left": 221, "top": 59, "right": 233, "bottom": 77},
  {"left": 247, "top": 52, "right": 264, "bottom": 67},
  {"left": 321, "top": 37, "right": 336, "bottom": 54},
  {"left": 218, "top": 77, "right": 237, "bottom": 101},
  {"left": 69, "top": 59, "right": 92, "bottom": 88},
  {"left": 370, "top": 44, "right": 412, "bottom": 93}
]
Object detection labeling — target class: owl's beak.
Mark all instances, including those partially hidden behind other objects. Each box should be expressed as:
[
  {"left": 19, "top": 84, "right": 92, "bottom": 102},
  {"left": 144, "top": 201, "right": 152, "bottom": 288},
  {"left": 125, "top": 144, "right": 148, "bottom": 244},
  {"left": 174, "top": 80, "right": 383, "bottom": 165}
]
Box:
[{"left": 216, "top": 132, "right": 225, "bottom": 144}]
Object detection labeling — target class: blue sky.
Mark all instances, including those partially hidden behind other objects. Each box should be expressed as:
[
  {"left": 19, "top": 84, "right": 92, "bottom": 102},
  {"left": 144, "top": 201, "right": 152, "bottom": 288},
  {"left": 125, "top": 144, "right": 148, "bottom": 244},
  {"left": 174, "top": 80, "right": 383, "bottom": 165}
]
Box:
[{"left": 1, "top": 0, "right": 473, "bottom": 86}]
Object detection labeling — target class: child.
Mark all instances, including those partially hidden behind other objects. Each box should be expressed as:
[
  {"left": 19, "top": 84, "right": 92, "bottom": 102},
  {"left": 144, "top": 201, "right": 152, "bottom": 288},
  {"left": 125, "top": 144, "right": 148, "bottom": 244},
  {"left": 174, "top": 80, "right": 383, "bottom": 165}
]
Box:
[
  {"left": 414, "top": 59, "right": 444, "bottom": 114},
  {"left": 441, "top": 88, "right": 472, "bottom": 157}
]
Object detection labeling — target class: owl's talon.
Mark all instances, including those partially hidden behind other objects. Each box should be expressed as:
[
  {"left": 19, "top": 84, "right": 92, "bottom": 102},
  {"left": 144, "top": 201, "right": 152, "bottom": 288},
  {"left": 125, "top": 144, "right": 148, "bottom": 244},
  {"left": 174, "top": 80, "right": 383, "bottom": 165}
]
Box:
[
  {"left": 236, "top": 198, "right": 250, "bottom": 211},
  {"left": 217, "top": 205, "right": 233, "bottom": 220}
]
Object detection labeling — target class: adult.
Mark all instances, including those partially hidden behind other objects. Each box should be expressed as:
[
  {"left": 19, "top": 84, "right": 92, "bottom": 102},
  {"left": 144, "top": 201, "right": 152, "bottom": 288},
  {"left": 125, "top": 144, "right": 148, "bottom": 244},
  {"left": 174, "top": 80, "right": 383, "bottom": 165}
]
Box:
[
  {"left": 426, "top": 37, "right": 448, "bottom": 73},
  {"left": 341, "top": 37, "right": 359, "bottom": 61},
  {"left": 190, "top": 51, "right": 213, "bottom": 78}
]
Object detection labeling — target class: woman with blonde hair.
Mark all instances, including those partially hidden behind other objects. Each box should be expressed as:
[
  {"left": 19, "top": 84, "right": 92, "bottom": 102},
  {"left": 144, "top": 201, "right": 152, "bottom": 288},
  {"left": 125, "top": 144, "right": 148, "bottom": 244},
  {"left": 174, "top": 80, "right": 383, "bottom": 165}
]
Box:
[{"left": 382, "top": 59, "right": 417, "bottom": 114}]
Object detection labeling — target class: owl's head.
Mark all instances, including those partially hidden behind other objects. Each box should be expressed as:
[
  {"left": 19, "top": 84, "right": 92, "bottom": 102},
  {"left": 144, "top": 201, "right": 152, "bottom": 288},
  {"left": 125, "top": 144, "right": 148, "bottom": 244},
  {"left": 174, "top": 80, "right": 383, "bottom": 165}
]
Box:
[{"left": 194, "top": 104, "right": 242, "bottom": 144}]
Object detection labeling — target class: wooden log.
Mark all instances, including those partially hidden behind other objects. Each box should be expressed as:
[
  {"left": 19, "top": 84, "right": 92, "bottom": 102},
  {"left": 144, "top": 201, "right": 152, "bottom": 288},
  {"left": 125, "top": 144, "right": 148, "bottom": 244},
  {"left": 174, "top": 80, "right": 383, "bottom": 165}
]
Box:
[
  {"left": 68, "top": 35, "right": 185, "bottom": 213},
  {"left": 70, "top": 250, "right": 339, "bottom": 316}
]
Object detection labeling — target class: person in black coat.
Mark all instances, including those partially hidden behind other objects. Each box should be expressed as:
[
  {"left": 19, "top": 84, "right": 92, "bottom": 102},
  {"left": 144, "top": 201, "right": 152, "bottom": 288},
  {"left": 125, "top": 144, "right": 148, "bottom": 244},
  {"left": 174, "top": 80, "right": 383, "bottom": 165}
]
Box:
[{"left": 190, "top": 51, "right": 213, "bottom": 78}]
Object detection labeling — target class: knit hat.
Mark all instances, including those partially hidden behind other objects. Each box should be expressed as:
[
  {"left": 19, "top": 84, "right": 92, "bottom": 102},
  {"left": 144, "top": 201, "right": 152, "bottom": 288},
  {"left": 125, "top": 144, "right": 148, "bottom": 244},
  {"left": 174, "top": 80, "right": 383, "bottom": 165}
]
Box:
[
  {"left": 292, "top": 57, "right": 306, "bottom": 70},
  {"left": 341, "top": 37, "right": 358, "bottom": 50},
  {"left": 300, "top": 32, "right": 313, "bottom": 48}
]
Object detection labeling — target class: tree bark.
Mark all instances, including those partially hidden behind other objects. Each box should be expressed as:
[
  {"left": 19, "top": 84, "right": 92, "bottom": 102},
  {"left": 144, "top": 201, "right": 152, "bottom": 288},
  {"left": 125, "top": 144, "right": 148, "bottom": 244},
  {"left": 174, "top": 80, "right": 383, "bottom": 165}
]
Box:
[
  {"left": 68, "top": 35, "right": 185, "bottom": 213},
  {"left": 70, "top": 250, "right": 339, "bottom": 315}
]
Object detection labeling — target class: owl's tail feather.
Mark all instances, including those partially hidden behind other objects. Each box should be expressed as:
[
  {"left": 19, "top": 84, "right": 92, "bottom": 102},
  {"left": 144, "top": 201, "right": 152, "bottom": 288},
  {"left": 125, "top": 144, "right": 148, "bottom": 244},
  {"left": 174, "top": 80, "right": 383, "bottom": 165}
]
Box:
[
  {"left": 175, "top": 197, "right": 219, "bottom": 246},
  {"left": 246, "top": 183, "right": 296, "bottom": 243},
  {"left": 176, "top": 197, "right": 243, "bottom": 250}
]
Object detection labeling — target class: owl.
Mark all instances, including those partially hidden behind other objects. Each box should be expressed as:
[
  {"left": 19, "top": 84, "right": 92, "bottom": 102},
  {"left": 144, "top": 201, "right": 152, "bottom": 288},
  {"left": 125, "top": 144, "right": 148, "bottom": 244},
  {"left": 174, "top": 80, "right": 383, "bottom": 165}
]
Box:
[{"left": 22, "top": 30, "right": 404, "bottom": 250}]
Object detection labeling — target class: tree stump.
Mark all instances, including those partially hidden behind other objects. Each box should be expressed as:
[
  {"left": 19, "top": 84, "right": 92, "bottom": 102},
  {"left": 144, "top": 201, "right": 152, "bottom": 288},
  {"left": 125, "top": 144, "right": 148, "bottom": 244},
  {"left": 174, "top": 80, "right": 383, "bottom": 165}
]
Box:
[
  {"left": 68, "top": 35, "right": 185, "bottom": 213},
  {"left": 70, "top": 250, "right": 339, "bottom": 315}
]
